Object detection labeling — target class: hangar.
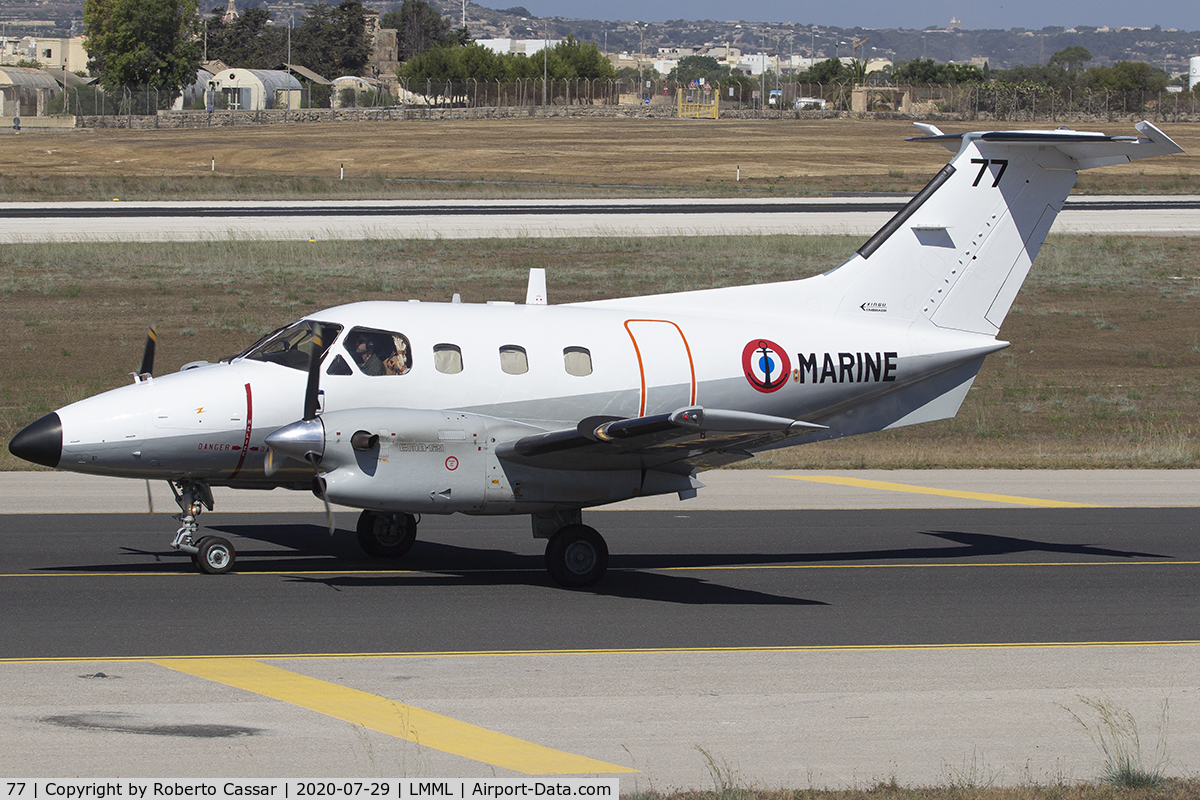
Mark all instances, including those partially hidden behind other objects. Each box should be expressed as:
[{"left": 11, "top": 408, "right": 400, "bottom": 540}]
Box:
[
  {"left": 0, "top": 66, "right": 60, "bottom": 118},
  {"left": 207, "top": 68, "right": 302, "bottom": 110}
]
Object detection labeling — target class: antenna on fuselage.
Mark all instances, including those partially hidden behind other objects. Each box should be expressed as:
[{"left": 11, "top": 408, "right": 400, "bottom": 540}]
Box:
[{"left": 525, "top": 268, "right": 547, "bottom": 305}]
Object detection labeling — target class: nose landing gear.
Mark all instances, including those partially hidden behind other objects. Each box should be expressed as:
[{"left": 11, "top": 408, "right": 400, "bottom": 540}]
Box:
[{"left": 169, "top": 479, "right": 236, "bottom": 574}]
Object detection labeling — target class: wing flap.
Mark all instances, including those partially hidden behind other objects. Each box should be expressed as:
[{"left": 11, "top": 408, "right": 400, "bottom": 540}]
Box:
[{"left": 498, "top": 406, "right": 825, "bottom": 471}]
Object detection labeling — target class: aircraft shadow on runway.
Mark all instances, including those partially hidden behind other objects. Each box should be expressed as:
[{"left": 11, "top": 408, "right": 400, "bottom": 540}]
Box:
[{"left": 31, "top": 523, "right": 1169, "bottom": 605}]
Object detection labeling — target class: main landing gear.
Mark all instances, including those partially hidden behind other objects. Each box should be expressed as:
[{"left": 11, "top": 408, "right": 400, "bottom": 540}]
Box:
[
  {"left": 535, "top": 511, "right": 609, "bottom": 588},
  {"left": 356, "top": 510, "right": 418, "bottom": 558},
  {"left": 169, "top": 479, "right": 236, "bottom": 574}
]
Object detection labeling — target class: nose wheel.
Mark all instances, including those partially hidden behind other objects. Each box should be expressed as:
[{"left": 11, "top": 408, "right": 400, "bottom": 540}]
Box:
[{"left": 192, "top": 536, "right": 235, "bottom": 574}]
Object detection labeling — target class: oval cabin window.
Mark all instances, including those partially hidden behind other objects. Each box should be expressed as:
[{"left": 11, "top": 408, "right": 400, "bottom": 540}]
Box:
[
  {"left": 433, "top": 343, "right": 463, "bottom": 374},
  {"left": 499, "top": 345, "right": 529, "bottom": 375},
  {"left": 563, "top": 346, "right": 592, "bottom": 376}
]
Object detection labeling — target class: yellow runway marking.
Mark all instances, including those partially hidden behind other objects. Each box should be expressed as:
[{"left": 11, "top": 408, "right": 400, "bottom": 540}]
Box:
[
  {"left": 781, "top": 474, "right": 1107, "bottom": 508},
  {"left": 154, "top": 658, "right": 636, "bottom": 775}
]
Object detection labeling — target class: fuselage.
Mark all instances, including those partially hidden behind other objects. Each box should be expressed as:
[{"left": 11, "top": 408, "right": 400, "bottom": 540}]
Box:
[{"left": 29, "top": 287, "right": 1002, "bottom": 490}]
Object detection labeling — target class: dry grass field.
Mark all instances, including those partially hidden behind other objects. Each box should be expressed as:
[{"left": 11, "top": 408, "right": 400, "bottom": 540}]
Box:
[
  {"left": 1, "top": 117, "right": 1198, "bottom": 471},
  {"left": 0, "top": 117, "right": 1198, "bottom": 198}
]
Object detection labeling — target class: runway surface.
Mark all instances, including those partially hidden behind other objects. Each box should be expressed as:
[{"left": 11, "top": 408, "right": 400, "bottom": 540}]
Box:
[
  {"left": 2, "top": 196, "right": 1198, "bottom": 241},
  {"left": 1, "top": 471, "right": 1197, "bottom": 786}
]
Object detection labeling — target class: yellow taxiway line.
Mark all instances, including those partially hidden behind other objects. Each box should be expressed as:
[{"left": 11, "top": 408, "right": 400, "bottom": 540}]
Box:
[
  {"left": 154, "top": 657, "right": 636, "bottom": 775},
  {"left": 780, "top": 474, "right": 1107, "bottom": 508}
]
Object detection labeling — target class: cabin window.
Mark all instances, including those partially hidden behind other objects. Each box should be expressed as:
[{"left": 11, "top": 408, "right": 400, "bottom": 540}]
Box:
[
  {"left": 563, "top": 346, "right": 592, "bottom": 376},
  {"left": 239, "top": 320, "right": 343, "bottom": 371},
  {"left": 343, "top": 327, "right": 412, "bottom": 376},
  {"left": 499, "top": 345, "right": 528, "bottom": 375},
  {"left": 434, "top": 343, "right": 463, "bottom": 374}
]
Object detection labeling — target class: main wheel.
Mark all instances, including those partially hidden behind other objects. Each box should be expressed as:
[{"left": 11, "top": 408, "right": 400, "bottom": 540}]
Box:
[
  {"left": 545, "top": 524, "right": 608, "bottom": 588},
  {"left": 356, "top": 510, "right": 417, "bottom": 558},
  {"left": 195, "top": 536, "right": 235, "bottom": 574}
]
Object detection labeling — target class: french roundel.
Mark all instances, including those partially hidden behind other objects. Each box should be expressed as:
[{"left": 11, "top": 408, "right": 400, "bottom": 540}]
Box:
[{"left": 742, "top": 339, "right": 791, "bottom": 393}]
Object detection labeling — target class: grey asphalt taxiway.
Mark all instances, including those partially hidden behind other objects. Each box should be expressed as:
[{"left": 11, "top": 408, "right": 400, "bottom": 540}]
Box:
[
  {"left": 1, "top": 196, "right": 1198, "bottom": 241},
  {"left": 1, "top": 470, "right": 1197, "bottom": 788}
]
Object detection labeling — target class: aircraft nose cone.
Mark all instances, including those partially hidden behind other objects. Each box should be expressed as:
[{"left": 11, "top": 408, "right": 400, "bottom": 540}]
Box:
[{"left": 9, "top": 412, "right": 63, "bottom": 468}]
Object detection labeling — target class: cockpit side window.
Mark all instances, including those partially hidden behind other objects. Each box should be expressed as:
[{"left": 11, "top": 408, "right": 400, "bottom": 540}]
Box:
[
  {"left": 239, "top": 320, "right": 343, "bottom": 371},
  {"left": 343, "top": 327, "right": 412, "bottom": 376}
]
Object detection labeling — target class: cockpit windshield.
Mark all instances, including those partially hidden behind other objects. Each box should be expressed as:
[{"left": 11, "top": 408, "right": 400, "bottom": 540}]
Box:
[{"left": 237, "top": 320, "right": 344, "bottom": 371}]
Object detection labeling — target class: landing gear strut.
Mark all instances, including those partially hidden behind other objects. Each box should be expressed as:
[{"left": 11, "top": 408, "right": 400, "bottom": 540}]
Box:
[
  {"left": 169, "top": 479, "right": 235, "bottom": 574},
  {"left": 356, "top": 510, "right": 418, "bottom": 558}
]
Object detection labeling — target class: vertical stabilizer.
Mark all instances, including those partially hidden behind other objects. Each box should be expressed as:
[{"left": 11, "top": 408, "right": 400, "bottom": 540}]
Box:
[{"left": 825, "top": 121, "right": 1183, "bottom": 336}]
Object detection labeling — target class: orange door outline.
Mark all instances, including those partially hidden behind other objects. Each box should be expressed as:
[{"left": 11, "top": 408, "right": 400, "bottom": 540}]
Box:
[{"left": 623, "top": 319, "right": 697, "bottom": 416}]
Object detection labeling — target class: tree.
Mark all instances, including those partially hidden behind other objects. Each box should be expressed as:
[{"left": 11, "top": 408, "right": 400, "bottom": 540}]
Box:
[
  {"left": 991, "top": 63, "right": 1072, "bottom": 90},
  {"left": 204, "top": 6, "right": 285, "bottom": 69},
  {"left": 796, "top": 57, "right": 849, "bottom": 84},
  {"left": 1085, "top": 60, "right": 1169, "bottom": 93},
  {"left": 292, "top": 0, "right": 370, "bottom": 78},
  {"left": 385, "top": 0, "right": 454, "bottom": 62},
  {"left": 546, "top": 35, "right": 615, "bottom": 80},
  {"left": 668, "top": 55, "right": 730, "bottom": 85},
  {"left": 892, "top": 58, "right": 983, "bottom": 84},
  {"left": 1049, "top": 45, "right": 1092, "bottom": 71},
  {"left": 83, "top": 0, "right": 201, "bottom": 93}
]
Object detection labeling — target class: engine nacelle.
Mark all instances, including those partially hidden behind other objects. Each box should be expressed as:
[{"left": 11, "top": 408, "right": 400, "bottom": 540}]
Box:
[{"left": 269, "top": 407, "right": 700, "bottom": 515}]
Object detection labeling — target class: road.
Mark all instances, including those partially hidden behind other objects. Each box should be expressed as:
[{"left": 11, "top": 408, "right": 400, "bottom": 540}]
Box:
[
  {"left": 1, "top": 471, "right": 1197, "bottom": 787},
  {"left": 1, "top": 196, "right": 1198, "bottom": 241}
]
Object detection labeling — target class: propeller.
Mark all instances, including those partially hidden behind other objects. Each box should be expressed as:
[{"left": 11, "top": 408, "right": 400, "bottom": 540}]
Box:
[
  {"left": 266, "top": 322, "right": 337, "bottom": 534},
  {"left": 263, "top": 323, "right": 335, "bottom": 478},
  {"left": 308, "top": 453, "right": 335, "bottom": 536},
  {"left": 138, "top": 325, "right": 157, "bottom": 378},
  {"left": 303, "top": 323, "right": 334, "bottom": 421},
  {"left": 138, "top": 324, "right": 157, "bottom": 512}
]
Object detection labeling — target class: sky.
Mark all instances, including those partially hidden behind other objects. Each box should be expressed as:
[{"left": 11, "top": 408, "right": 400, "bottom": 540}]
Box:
[{"left": 513, "top": 0, "right": 1200, "bottom": 31}]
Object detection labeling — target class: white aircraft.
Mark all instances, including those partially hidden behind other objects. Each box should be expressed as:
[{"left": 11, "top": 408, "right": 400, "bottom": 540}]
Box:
[{"left": 9, "top": 121, "right": 1183, "bottom": 586}]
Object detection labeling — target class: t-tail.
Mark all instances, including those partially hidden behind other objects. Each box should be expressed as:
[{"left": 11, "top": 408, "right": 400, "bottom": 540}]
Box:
[{"left": 824, "top": 121, "right": 1183, "bottom": 336}]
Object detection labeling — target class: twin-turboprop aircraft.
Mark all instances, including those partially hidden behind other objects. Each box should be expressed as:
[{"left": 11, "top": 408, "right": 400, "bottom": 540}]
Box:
[{"left": 9, "top": 121, "right": 1183, "bottom": 586}]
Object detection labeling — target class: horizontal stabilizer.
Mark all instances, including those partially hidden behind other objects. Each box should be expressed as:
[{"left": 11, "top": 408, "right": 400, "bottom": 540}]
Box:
[{"left": 907, "top": 120, "right": 1183, "bottom": 168}]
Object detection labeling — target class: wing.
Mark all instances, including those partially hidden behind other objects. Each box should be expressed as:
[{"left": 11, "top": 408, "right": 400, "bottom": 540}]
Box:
[{"left": 495, "top": 406, "right": 826, "bottom": 473}]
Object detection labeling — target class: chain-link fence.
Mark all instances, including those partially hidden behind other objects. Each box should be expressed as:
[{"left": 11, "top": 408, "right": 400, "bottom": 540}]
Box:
[{"left": 50, "top": 79, "right": 1200, "bottom": 125}]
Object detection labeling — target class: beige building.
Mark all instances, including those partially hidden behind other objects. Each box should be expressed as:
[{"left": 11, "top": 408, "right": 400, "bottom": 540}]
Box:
[{"left": 0, "top": 37, "right": 88, "bottom": 73}]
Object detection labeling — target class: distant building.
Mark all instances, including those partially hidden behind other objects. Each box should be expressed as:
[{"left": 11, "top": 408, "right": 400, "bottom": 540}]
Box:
[
  {"left": 0, "top": 66, "right": 60, "bottom": 117},
  {"left": 207, "top": 68, "right": 302, "bottom": 110},
  {"left": 0, "top": 36, "right": 88, "bottom": 74},
  {"left": 475, "top": 38, "right": 562, "bottom": 57},
  {"left": 331, "top": 75, "right": 387, "bottom": 107}
]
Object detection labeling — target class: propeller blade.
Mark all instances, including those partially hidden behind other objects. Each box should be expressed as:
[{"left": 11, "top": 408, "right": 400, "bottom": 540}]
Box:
[
  {"left": 139, "top": 325, "right": 157, "bottom": 377},
  {"left": 145, "top": 480, "right": 154, "bottom": 515},
  {"left": 263, "top": 446, "right": 279, "bottom": 477},
  {"left": 303, "top": 324, "right": 334, "bottom": 422},
  {"left": 306, "top": 453, "right": 335, "bottom": 536}
]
